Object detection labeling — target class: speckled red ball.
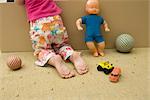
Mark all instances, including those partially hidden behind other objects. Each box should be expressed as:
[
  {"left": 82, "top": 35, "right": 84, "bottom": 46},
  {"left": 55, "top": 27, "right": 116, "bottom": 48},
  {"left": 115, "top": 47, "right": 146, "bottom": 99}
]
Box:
[{"left": 6, "top": 55, "right": 22, "bottom": 70}]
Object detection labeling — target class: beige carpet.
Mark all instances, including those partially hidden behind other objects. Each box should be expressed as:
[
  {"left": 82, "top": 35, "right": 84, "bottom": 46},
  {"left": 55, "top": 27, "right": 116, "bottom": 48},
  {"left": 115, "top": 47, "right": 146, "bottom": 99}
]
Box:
[{"left": 0, "top": 48, "right": 150, "bottom": 100}]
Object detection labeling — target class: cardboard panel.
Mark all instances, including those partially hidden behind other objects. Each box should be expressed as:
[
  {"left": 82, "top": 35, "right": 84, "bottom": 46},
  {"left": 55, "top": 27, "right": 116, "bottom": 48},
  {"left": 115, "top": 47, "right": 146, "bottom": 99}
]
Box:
[{"left": 0, "top": 0, "right": 149, "bottom": 52}]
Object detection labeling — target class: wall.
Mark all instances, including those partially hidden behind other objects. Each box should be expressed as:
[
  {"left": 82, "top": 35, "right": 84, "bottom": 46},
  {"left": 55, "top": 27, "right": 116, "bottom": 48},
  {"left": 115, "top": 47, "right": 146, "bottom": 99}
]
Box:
[
  {"left": 0, "top": 5, "right": 2, "bottom": 51},
  {"left": 0, "top": 0, "right": 149, "bottom": 52},
  {"left": 148, "top": 0, "right": 150, "bottom": 44},
  {"left": 0, "top": 3, "right": 31, "bottom": 52}
]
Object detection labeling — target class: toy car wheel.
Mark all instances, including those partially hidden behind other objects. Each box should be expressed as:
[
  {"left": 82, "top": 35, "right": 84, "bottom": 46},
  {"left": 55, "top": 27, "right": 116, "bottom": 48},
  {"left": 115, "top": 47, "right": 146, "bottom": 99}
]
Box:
[
  {"left": 97, "top": 65, "right": 103, "bottom": 71},
  {"left": 110, "top": 67, "right": 114, "bottom": 73},
  {"left": 103, "top": 68, "right": 110, "bottom": 74},
  {"left": 104, "top": 68, "right": 114, "bottom": 74}
]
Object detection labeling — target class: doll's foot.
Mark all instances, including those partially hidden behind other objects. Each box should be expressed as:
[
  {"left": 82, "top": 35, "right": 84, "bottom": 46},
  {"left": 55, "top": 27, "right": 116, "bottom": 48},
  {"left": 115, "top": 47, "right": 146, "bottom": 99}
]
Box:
[
  {"left": 93, "top": 52, "right": 99, "bottom": 57},
  {"left": 48, "top": 55, "right": 75, "bottom": 78},
  {"left": 69, "top": 52, "right": 88, "bottom": 75}
]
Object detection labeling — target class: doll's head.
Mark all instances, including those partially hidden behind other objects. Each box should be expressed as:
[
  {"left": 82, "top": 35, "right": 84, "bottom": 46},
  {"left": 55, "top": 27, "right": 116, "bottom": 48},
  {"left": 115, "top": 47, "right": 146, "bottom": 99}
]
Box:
[{"left": 85, "top": 0, "right": 100, "bottom": 14}]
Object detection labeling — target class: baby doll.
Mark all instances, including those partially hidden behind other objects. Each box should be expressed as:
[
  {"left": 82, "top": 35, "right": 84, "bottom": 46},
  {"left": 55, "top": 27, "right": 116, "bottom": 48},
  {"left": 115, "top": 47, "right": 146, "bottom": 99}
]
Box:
[
  {"left": 76, "top": 0, "right": 110, "bottom": 57},
  {"left": 16, "top": 0, "right": 88, "bottom": 78}
]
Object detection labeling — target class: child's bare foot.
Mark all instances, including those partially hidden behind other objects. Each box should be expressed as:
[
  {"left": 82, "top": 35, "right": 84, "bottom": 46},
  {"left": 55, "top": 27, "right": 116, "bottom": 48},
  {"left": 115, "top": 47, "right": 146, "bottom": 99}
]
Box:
[
  {"left": 69, "top": 52, "right": 88, "bottom": 75},
  {"left": 93, "top": 52, "right": 99, "bottom": 57},
  {"left": 48, "top": 55, "right": 75, "bottom": 78}
]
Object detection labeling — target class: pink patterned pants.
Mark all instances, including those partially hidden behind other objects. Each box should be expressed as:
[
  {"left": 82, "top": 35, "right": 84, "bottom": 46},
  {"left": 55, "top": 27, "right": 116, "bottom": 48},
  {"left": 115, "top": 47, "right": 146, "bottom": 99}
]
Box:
[{"left": 29, "top": 15, "right": 74, "bottom": 66}]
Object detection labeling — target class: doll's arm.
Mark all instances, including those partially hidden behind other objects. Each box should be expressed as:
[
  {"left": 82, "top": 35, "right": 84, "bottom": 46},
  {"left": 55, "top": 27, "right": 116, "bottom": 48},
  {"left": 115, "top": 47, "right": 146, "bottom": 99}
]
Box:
[
  {"left": 16, "top": 0, "right": 25, "bottom": 5},
  {"left": 103, "top": 20, "right": 110, "bottom": 32},
  {"left": 76, "top": 18, "right": 83, "bottom": 31}
]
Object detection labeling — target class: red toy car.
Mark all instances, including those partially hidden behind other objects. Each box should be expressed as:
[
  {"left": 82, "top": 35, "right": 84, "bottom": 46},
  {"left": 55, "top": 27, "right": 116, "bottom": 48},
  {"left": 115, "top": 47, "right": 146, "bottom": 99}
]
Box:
[{"left": 109, "top": 67, "right": 121, "bottom": 82}]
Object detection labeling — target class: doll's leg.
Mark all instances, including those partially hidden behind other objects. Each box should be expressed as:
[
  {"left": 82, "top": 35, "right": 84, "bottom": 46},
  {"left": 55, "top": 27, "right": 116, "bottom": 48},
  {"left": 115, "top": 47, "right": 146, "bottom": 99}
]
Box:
[
  {"left": 95, "top": 35, "right": 105, "bottom": 56},
  {"left": 86, "top": 42, "right": 99, "bottom": 57},
  {"left": 97, "top": 41, "right": 105, "bottom": 56}
]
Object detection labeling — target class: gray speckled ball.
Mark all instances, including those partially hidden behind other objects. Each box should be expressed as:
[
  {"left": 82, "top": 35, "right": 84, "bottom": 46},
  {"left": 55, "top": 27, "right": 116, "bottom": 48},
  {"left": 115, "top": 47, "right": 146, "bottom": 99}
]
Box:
[{"left": 115, "top": 34, "right": 135, "bottom": 52}]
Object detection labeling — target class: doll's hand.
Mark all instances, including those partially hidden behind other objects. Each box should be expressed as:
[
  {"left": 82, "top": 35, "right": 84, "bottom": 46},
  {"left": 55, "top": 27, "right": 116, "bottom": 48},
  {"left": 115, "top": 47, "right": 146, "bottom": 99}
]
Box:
[
  {"left": 105, "top": 28, "right": 110, "bottom": 32},
  {"left": 76, "top": 18, "right": 83, "bottom": 31},
  {"left": 77, "top": 26, "right": 83, "bottom": 31}
]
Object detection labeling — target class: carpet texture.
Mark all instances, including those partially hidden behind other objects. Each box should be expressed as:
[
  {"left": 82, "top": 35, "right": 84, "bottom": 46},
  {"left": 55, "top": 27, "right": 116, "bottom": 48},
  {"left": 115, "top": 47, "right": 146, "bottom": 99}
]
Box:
[{"left": 0, "top": 48, "right": 150, "bottom": 100}]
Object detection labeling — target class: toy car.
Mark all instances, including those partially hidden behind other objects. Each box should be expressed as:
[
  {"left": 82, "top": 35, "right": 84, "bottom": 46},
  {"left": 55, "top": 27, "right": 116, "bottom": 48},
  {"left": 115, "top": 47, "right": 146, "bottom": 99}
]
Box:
[
  {"left": 97, "top": 61, "right": 114, "bottom": 74},
  {"left": 109, "top": 67, "right": 121, "bottom": 82}
]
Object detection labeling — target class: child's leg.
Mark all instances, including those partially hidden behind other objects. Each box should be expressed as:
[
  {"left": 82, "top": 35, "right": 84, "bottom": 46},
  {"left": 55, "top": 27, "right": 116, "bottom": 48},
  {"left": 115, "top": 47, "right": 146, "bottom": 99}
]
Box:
[
  {"left": 29, "top": 16, "right": 75, "bottom": 78},
  {"left": 50, "top": 15, "right": 88, "bottom": 75},
  {"left": 69, "top": 51, "right": 88, "bottom": 75},
  {"left": 97, "top": 41, "right": 105, "bottom": 56},
  {"left": 47, "top": 54, "right": 75, "bottom": 78},
  {"left": 86, "top": 42, "right": 99, "bottom": 57},
  {"left": 58, "top": 46, "right": 88, "bottom": 75},
  {"left": 37, "top": 50, "right": 75, "bottom": 78}
]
